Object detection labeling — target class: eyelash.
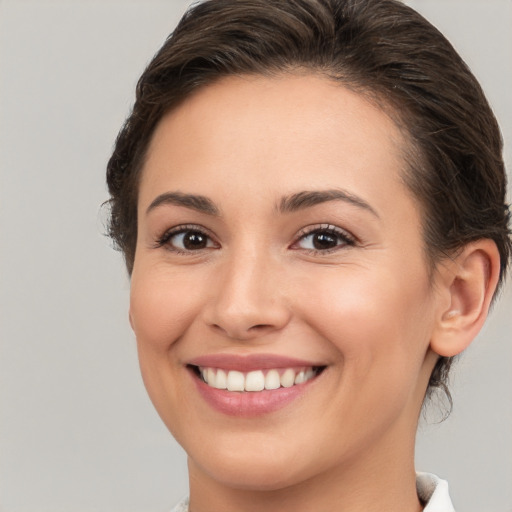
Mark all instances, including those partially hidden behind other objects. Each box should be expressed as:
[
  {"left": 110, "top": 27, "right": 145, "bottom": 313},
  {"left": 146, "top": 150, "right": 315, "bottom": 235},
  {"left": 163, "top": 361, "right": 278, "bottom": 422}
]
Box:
[
  {"left": 154, "top": 224, "right": 219, "bottom": 254},
  {"left": 154, "top": 223, "right": 356, "bottom": 255},
  {"left": 291, "top": 224, "right": 356, "bottom": 254}
]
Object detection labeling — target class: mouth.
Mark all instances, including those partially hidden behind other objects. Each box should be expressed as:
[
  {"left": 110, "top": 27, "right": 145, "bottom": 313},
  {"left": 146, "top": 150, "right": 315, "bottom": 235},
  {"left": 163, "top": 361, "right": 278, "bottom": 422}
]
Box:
[
  {"left": 189, "top": 365, "right": 325, "bottom": 392},
  {"left": 186, "top": 354, "right": 327, "bottom": 416}
]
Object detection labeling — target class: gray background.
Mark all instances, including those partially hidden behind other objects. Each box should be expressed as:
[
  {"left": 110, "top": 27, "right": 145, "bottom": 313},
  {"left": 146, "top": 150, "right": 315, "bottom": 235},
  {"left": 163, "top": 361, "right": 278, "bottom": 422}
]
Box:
[{"left": 0, "top": 1, "right": 510, "bottom": 511}]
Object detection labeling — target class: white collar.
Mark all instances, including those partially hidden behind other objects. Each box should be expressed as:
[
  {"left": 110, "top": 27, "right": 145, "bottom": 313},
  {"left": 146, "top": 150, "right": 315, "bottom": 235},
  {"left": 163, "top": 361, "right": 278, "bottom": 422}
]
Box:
[{"left": 417, "top": 472, "right": 455, "bottom": 511}]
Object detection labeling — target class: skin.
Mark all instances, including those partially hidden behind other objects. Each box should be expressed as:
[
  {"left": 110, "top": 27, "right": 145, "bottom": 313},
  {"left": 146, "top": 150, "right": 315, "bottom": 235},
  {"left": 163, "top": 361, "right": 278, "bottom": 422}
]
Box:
[{"left": 129, "top": 74, "right": 499, "bottom": 512}]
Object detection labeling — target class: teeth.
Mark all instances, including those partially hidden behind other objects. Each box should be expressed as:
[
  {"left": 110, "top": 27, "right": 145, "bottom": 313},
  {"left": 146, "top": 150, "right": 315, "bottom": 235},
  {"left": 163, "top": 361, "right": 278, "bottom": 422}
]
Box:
[
  {"left": 280, "top": 368, "right": 295, "bottom": 388},
  {"left": 199, "top": 366, "right": 319, "bottom": 392},
  {"left": 294, "top": 370, "right": 305, "bottom": 384},
  {"left": 264, "top": 369, "right": 281, "bottom": 390},
  {"left": 245, "top": 370, "right": 265, "bottom": 392},
  {"left": 305, "top": 369, "right": 315, "bottom": 381},
  {"left": 207, "top": 368, "right": 216, "bottom": 387},
  {"left": 214, "top": 369, "right": 227, "bottom": 389},
  {"left": 226, "top": 370, "right": 245, "bottom": 391}
]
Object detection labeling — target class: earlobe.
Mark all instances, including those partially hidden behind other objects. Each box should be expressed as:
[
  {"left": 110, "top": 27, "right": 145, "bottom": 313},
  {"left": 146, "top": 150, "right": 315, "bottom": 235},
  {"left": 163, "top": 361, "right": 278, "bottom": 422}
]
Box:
[{"left": 430, "top": 239, "right": 500, "bottom": 358}]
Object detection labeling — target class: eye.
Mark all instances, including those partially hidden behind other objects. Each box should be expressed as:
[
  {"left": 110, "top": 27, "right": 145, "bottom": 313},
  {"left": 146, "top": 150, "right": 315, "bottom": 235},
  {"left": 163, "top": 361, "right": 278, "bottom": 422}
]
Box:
[
  {"left": 156, "top": 225, "right": 218, "bottom": 253},
  {"left": 293, "top": 224, "right": 355, "bottom": 253}
]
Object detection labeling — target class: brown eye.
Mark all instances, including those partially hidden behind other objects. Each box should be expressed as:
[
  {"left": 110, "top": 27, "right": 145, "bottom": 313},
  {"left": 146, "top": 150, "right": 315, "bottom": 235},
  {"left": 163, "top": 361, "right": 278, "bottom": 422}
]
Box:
[
  {"left": 181, "top": 231, "right": 208, "bottom": 250},
  {"left": 311, "top": 232, "right": 338, "bottom": 250},
  {"left": 159, "top": 227, "right": 218, "bottom": 252},
  {"left": 295, "top": 225, "right": 355, "bottom": 252}
]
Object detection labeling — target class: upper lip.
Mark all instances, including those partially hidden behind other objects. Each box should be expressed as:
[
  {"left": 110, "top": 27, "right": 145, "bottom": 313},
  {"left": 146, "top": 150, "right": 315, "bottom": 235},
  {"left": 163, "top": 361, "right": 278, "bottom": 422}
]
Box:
[{"left": 187, "top": 353, "right": 326, "bottom": 372}]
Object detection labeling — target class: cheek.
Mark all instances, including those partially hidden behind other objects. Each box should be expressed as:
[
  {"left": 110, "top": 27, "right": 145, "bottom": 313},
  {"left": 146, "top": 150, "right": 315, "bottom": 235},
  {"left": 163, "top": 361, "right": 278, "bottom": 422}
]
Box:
[
  {"left": 129, "top": 267, "right": 205, "bottom": 432},
  {"left": 295, "top": 265, "right": 434, "bottom": 384},
  {"left": 129, "top": 269, "right": 203, "bottom": 352}
]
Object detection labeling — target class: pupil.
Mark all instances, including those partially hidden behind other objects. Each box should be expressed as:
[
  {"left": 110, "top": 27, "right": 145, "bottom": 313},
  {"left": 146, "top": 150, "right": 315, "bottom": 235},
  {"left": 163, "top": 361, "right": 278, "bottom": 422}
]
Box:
[
  {"left": 183, "top": 231, "right": 207, "bottom": 250},
  {"left": 313, "top": 232, "right": 337, "bottom": 250}
]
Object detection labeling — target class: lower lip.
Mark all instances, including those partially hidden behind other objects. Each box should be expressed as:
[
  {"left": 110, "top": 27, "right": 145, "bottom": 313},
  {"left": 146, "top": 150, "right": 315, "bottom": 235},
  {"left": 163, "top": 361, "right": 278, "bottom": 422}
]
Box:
[{"left": 190, "top": 370, "right": 317, "bottom": 417}]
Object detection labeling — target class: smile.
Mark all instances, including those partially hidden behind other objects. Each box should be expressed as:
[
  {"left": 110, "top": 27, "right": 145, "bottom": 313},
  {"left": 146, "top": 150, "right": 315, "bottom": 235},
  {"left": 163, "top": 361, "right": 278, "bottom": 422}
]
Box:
[
  {"left": 187, "top": 355, "right": 326, "bottom": 416},
  {"left": 197, "top": 366, "right": 320, "bottom": 392}
]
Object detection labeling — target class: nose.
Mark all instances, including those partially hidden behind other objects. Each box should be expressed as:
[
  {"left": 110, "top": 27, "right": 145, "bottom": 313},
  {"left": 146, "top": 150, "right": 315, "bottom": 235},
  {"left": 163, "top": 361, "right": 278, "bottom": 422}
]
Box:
[{"left": 202, "top": 249, "right": 292, "bottom": 341}]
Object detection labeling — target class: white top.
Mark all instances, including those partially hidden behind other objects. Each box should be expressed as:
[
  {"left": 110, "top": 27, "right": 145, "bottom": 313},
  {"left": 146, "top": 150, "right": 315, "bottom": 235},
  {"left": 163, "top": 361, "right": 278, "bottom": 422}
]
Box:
[
  {"left": 170, "top": 472, "right": 454, "bottom": 511},
  {"left": 417, "top": 473, "right": 455, "bottom": 512}
]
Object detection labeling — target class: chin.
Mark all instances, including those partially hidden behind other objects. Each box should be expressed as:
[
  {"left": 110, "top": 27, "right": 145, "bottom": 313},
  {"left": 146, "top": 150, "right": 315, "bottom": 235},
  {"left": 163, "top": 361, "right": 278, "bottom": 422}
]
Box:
[
  {"left": 179, "top": 424, "right": 320, "bottom": 491},
  {"left": 191, "top": 452, "right": 314, "bottom": 492}
]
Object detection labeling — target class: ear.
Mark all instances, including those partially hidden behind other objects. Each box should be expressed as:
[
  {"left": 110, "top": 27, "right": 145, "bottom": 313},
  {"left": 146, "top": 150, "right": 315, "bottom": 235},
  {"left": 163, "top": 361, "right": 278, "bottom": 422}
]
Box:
[{"left": 430, "top": 239, "right": 501, "bottom": 357}]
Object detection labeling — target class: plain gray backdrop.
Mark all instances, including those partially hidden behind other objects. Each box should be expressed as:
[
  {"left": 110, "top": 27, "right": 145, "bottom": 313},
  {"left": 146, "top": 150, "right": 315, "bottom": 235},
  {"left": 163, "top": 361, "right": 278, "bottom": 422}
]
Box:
[{"left": 0, "top": 1, "right": 511, "bottom": 511}]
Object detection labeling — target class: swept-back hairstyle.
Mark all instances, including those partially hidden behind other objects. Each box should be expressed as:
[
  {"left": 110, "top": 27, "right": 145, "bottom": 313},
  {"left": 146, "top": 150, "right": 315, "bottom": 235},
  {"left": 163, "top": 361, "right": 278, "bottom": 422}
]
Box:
[{"left": 106, "top": 0, "right": 511, "bottom": 404}]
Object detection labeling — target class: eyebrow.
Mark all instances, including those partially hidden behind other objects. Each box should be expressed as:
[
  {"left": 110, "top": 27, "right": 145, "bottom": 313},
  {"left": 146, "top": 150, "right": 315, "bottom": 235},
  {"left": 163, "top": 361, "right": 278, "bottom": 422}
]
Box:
[
  {"left": 146, "top": 188, "right": 378, "bottom": 218},
  {"left": 278, "top": 189, "right": 379, "bottom": 217},
  {"left": 146, "top": 192, "right": 220, "bottom": 216}
]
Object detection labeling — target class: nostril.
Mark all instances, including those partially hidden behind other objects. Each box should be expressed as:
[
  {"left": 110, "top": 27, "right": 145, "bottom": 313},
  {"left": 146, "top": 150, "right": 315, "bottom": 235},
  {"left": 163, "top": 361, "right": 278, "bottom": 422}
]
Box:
[
  {"left": 250, "top": 324, "right": 271, "bottom": 330},
  {"left": 209, "top": 322, "right": 276, "bottom": 340}
]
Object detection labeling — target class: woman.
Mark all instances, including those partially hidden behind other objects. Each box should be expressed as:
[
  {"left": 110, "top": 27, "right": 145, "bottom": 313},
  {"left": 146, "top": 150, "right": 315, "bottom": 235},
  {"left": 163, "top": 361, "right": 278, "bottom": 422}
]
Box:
[{"left": 106, "top": 0, "right": 511, "bottom": 510}]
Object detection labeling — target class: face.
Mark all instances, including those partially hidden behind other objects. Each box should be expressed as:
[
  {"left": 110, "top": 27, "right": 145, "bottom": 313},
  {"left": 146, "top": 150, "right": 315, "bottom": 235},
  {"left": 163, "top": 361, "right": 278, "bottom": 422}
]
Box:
[{"left": 130, "top": 74, "right": 441, "bottom": 491}]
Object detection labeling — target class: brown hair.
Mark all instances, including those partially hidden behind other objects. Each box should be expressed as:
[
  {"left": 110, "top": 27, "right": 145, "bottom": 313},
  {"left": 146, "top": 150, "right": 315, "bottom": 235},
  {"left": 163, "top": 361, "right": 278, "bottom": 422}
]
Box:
[{"left": 106, "top": 0, "right": 511, "bottom": 404}]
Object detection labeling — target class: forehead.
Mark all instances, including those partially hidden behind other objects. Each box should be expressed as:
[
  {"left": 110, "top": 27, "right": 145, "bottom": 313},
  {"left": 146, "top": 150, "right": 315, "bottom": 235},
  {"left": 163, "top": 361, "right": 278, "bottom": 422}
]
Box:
[{"left": 140, "top": 73, "right": 412, "bottom": 215}]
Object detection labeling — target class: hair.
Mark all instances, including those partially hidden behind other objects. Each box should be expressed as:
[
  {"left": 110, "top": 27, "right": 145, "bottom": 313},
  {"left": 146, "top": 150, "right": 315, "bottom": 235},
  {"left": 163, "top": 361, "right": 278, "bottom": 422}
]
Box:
[{"left": 106, "top": 0, "right": 511, "bottom": 406}]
